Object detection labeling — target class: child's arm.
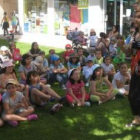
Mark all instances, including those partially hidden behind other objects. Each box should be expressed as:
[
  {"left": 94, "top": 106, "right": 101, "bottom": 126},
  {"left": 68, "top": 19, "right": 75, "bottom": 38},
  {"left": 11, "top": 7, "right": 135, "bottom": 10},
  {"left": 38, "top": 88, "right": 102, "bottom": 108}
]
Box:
[
  {"left": 90, "top": 80, "right": 108, "bottom": 97},
  {"left": 115, "top": 79, "right": 124, "bottom": 88},
  {"left": 24, "top": 85, "right": 32, "bottom": 106},
  {"left": 103, "top": 77, "right": 113, "bottom": 96},
  {"left": 19, "top": 72, "right": 27, "bottom": 81},
  {"left": 80, "top": 86, "right": 86, "bottom": 106}
]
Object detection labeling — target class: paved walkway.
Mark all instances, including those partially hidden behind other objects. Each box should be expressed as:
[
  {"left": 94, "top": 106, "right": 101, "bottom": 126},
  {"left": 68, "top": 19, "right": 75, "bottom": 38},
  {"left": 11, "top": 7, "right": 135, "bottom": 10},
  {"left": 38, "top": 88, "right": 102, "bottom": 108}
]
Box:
[{"left": 0, "top": 30, "right": 71, "bottom": 49}]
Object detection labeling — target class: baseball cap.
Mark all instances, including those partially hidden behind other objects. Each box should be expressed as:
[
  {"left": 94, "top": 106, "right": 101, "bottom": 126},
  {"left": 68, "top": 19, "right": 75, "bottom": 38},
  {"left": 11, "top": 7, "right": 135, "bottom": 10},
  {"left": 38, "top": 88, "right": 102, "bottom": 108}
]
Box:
[
  {"left": 51, "top": 54, "right": 60, "bottom": 61},
  {"left": 1, "top": 46, "right": 8, "bottom": 51},
  {"left": 67, "top": 68, "right": 76, "bottom": 78},
  {"left": 92, "top": 64, "right": 101, "bottom": 73},
  {"left": 5, "top": 79, "right": 18, "bottom": 88},
  {"left": 65, "top": 44, "right": 72, "bottom": 49},
  {"left": 3, "top": 60, "right": 15, "bottom": 68},
  {"left": 33, "top": 56, "right": 43, "bottom": 66},
  {"left": 86, "top": 58, "right": 93, "bottom": 63}
]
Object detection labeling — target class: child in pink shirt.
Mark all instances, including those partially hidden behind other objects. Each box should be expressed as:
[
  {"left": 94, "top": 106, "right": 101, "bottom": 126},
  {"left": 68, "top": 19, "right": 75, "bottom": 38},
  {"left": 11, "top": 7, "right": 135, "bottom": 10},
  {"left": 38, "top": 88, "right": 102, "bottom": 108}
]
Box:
[{"left": 66, "top": 68, "right": 90, "bottom": 107}]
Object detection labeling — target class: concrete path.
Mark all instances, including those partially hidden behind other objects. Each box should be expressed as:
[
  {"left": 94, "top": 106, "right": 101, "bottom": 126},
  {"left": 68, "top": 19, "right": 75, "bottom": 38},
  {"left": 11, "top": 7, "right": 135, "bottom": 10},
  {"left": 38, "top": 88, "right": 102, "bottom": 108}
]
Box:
[{"left": 0, "top": 29, "right": 72, "bottom": 49}]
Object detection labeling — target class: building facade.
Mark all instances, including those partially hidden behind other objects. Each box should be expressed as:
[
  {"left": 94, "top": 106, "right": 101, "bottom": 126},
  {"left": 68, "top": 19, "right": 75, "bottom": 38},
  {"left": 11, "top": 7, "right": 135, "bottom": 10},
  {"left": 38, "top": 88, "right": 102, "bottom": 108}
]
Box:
[{"left": 0, "top": 0, "right": 135, "bottom": 36}]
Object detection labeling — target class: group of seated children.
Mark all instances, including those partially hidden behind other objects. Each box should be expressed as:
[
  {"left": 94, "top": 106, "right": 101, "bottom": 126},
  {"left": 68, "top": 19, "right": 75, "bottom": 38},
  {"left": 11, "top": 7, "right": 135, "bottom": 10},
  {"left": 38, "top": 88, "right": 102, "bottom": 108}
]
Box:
[{"left": 0, "top": 37, "right": 130, "bottom": 127}]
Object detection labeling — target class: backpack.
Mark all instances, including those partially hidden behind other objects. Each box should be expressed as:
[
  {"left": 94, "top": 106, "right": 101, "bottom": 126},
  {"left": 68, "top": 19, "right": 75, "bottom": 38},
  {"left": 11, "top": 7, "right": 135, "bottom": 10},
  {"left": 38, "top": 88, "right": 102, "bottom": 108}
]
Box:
[{"left": 13, "top": 48, "right": 21, "bottom": 61}]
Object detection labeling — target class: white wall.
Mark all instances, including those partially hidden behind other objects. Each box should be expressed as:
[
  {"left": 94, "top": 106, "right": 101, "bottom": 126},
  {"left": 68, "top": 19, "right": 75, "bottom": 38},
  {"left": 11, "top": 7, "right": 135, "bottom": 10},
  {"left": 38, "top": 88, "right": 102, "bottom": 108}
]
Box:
[
  {"left": 88, "top": 0, "right": 105, "bottom": 36},
  {"left": 0, "top": 0, "right": 4, "bottom": 22},
  {"left": 47, "top": 0, "right": 54, "bottom": 35}
]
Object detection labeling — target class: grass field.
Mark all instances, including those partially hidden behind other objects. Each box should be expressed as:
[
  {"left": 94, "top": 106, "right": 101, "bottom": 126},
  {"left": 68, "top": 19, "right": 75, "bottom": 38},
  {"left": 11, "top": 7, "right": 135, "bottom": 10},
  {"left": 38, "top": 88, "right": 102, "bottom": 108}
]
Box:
[{"left": 0, "top": 39, "right": 140, "bottom": 140}]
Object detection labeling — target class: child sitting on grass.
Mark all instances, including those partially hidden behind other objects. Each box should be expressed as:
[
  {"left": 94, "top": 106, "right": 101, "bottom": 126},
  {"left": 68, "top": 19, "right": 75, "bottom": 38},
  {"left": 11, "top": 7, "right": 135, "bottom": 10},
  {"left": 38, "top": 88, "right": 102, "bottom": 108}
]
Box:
[
  {"left": 2, "top": 79, "right": 38, "bottom": 127},
  {"left": 112, "top": 62, "right": 130, "bottom": 96},
  {"left": 82, "top": 58, "right": 94, "bottom": 87},
  {"left": 66, "top": 68, "right": 90, "bottom": 107},
  {"left": 101, "top": 55, "right": 116, "bottom": 81},
  {"left": 62, "top": 44, "right": 74, "bottom": 64},
  {"left": 67, "top": 53, "right": 81, "bottom": 71},
  {"left": 49, "top": 55, "right": 68, "bottom": 90},
  {"left": 93, "top": 49, "right": 103, "bottom": 65},
  {"left": 89, "top": 64, "right": 118, "bottom": 105},
  {"left": 25, "top": 71, "right": 64, "bottom": 113}
]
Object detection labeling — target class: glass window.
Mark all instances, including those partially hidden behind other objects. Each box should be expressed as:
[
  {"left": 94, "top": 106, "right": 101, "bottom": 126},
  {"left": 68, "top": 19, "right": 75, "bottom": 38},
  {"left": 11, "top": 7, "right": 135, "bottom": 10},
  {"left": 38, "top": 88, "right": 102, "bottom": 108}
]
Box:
[{"left": 24, "top": 0, "right": 48, "bottom": 33}]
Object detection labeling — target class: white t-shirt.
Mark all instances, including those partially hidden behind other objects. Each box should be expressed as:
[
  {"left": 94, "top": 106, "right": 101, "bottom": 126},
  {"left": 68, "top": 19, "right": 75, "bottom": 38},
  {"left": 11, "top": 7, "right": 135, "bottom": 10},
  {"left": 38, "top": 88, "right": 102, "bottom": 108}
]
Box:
[
  {"left": 101, "top": 63, "right": 114, "bottom": 74},
  {"left": 82, "top": 65, "right": 94, "bottom": 79},
  {"left": 112, "top": 71, "right": 131, "bottom": 88}
]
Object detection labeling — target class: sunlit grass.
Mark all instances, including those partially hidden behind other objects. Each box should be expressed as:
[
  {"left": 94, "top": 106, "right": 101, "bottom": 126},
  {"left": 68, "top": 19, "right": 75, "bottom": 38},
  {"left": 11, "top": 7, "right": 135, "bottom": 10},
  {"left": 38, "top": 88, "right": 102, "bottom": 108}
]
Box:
[{"left": 0, "top": 39, "right": 140, "bottom": 140}]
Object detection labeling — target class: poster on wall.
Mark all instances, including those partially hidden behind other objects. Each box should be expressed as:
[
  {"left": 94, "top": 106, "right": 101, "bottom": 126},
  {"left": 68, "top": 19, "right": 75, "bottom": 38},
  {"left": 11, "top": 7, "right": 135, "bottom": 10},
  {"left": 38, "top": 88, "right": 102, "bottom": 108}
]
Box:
[{"left": 78, "top": 0, "right": 89, "bottom": 9}]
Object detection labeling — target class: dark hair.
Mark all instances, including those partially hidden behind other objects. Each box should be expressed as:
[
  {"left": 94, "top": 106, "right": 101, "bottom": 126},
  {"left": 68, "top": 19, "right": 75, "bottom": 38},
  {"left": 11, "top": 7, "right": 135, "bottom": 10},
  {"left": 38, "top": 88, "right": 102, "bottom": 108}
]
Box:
[
  {"left": 69, "top": 69, "right": 81, "bottom": 84},
  {"left": 90, "top": 67, "right": 104, "bottom": 81},
  {"left": 9, "top": 41, "right": 16, "bottom": 52},
  {"left": 4, "top": 12, "right": 7, "bottom": 15},
  {"left": 0, "top": 67, "right": 17, "bottom": 77},
  {"left": 69, "top": 57, "right": 79, "bottom": 64},
  {"left": 119, "top": 62, "right": 127, "bottom": 69},
  {"left": 103, "top": 55, "right": 111, "bottom": 63},
  {"left": 116, "top": 34, "right": 124, "bottom": 40},
  {"left": 21, "top": 54, "right": 31, "bottom": 66},
  {"left": 113, "top": 25, "right": 119, "bottom": 33},
  {"left": 26, "top": 71, "right": 39, "bottom": 85},
  {"left": 30, "top": 42, "right": 41, "bottom": 54}
]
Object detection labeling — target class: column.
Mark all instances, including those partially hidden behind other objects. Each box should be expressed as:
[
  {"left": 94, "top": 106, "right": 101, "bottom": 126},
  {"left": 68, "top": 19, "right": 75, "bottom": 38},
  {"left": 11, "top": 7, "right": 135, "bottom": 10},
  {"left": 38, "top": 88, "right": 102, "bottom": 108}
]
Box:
[
  {"left": 18, "top": 0, "right": 24, "bottom": 34},
  {"left": 47, "top": 0, "right": 54, "bottom": 35},
  {"left": 0, "top": 0, "right": 4, "bottom": 22},
  {"left": 120, "top": 0, "right": 123, "bottom": 35},
  {"left": 88, "top": 0, "right": 104, "bottom": 36},
  {"left": 114, "top": 0, "right": 117, "bottom": 25}
]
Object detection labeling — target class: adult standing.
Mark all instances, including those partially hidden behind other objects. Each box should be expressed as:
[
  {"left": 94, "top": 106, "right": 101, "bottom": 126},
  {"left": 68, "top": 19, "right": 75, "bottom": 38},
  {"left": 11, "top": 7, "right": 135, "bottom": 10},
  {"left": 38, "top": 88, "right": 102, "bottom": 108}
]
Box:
[
  {"left": 118, "top": 11, "right": 140, "bottom": 127},
  {"left": 11, "top": 12, "right": 18, "bottom": 33},
  {"left": 108, "top": 25, "right": 119, "bottom": 40},
  {"left": 1, "top": 12, "right": 9, "bottom": 36}
]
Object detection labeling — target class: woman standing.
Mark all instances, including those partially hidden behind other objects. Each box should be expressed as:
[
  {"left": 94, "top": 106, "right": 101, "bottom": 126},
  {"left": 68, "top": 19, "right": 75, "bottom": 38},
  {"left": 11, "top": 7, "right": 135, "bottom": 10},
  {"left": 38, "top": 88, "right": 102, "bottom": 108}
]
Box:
[
  {"left": 1, "top": 12, "right": 9, "bottom": 36},
  {"left": 118, "top": 11, "right": 140, "bottom": 127}
]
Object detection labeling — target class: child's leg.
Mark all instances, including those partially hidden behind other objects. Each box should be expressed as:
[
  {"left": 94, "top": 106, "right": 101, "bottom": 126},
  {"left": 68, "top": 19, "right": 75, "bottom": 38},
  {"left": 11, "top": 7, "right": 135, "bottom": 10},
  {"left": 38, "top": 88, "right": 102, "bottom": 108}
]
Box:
[
  {"left": 18, "top": 107, "right": 34, "bottom": 117},
  {"left": 31, "top": 88, "right": 51, "bottom": 101},
  {"left": 56, "top": 74, "right": 64, "bottom": 86},
  {"left": 0, "top": 118, "right": 4, "bottom": 127},
  {"left": 2, "top": 114, "right": 28, "bottom": 121},
  {"left": 66, "top": 94, "right": 76, "bottom": 104},
  {"left": 42, "top": 85, "right": 61, "bottom": 100},
  {"left": 90, "top": 95, "right": 100, "bottom": 102}
]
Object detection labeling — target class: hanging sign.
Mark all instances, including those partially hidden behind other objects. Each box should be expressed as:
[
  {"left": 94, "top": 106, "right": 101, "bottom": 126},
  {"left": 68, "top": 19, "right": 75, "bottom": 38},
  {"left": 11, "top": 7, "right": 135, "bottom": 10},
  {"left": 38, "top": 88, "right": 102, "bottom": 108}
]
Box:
[{"left": 78, "top": 0, "right": 89, "bottom": 9}]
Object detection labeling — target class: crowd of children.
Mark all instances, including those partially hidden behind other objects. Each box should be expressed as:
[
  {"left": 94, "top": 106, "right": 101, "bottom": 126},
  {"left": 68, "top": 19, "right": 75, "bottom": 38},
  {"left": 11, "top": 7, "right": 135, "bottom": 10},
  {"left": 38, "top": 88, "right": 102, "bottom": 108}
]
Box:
[{"left": 0, "top": 27, "right": 132, "bottom": 128}]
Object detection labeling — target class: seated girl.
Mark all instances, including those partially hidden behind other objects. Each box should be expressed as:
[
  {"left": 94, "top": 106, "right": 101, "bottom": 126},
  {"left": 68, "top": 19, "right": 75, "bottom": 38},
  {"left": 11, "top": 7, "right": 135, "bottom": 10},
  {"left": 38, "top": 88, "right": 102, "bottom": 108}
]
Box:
[
  {"left": 49, "top": 55, "right": 67, "bottom": 90},
  {"left": 89, "top": 64, "right": 118, "bottom": 105},
  {"left": 67, "top": 53, "right": 81, "bottom": 71},
  {"left": 0, "top": 60, "right": 25, "bottom": 93},
  {"left": 93, "top": 49, "right": 103, "bottom": 65},
  {"left": 28, "top": 42, "right": 41, "bottom": 60},
  {"left": 25, "top": 71, "right": 64, "bottom": 109},
  {"left": 112, "top": 63, "right": 130, "bottom": 96},
  {"left": 2, "top": 79, "right": 38, "bottom": 127},
  {"left": 66, "top": 69, "right": 90, "bottom": 107},
  {"left": 101, "top": 55, "right": 116, "bottom": 81}
]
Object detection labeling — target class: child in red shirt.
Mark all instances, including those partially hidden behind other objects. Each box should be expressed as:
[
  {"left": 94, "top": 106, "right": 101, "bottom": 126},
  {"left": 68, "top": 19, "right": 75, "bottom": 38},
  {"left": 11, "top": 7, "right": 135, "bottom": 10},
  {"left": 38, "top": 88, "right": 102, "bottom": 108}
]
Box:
[{"left": 62, "top": 44, "right": 74, "bottom": 64}]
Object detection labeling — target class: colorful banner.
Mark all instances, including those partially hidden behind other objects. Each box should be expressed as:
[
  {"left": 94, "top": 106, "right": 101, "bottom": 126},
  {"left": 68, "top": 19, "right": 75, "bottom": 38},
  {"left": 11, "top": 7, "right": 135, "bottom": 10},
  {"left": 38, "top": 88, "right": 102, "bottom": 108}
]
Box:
[{"left": 78, "top": 0, "right": 89, "bottom": 9}]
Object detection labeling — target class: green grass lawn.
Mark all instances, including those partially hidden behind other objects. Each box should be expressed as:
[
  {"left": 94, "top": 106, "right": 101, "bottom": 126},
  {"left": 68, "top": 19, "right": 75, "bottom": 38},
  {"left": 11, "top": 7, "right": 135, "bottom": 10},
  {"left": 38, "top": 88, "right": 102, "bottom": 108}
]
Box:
[{"left": 0, "top": 39, "right": 140, "bottom": 140}]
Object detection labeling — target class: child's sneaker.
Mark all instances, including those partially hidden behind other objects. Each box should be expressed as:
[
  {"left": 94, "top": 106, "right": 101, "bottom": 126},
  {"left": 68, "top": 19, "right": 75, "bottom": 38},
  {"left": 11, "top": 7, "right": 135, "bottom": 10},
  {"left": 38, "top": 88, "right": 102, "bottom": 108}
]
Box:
[
  {"left": 84, "top": 101, "right": 91, "bottom": 106},
  {"left": 59, "top": 96, "right": 66, "bottom": 104},
  {"left": 71, "top": 103, "right": 75, "bottom": 107},
  {"left": 98, "top": 100, "right": 103, "bottom": 105},
  {"left": 85, "top": 83, "right": 89, "bottom": 87},
  {"left": 49, "top": 97, "right": 55, "bottom": 102},
  {"left": 111, "top": 96, "right": 116, "bottom": 101},
  {"left": 8, "top": 121, "right": 18, "bottom": 127},
  {"left": 27, "top": 114, "right": 38, "bottom": 121},
  {"left": 62, "top": 85, "right": 66, "bottom": 90},
  {"left": 50, "top": 103, "right": 63, "bottom": 115}
]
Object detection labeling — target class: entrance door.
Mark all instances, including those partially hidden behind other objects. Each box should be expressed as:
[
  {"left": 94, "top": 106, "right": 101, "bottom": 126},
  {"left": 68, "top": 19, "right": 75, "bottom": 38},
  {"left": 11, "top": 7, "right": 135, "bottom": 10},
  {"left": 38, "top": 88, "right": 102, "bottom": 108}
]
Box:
[{"left": 106, "top": 0, "right": 133, "bottom": 36}]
